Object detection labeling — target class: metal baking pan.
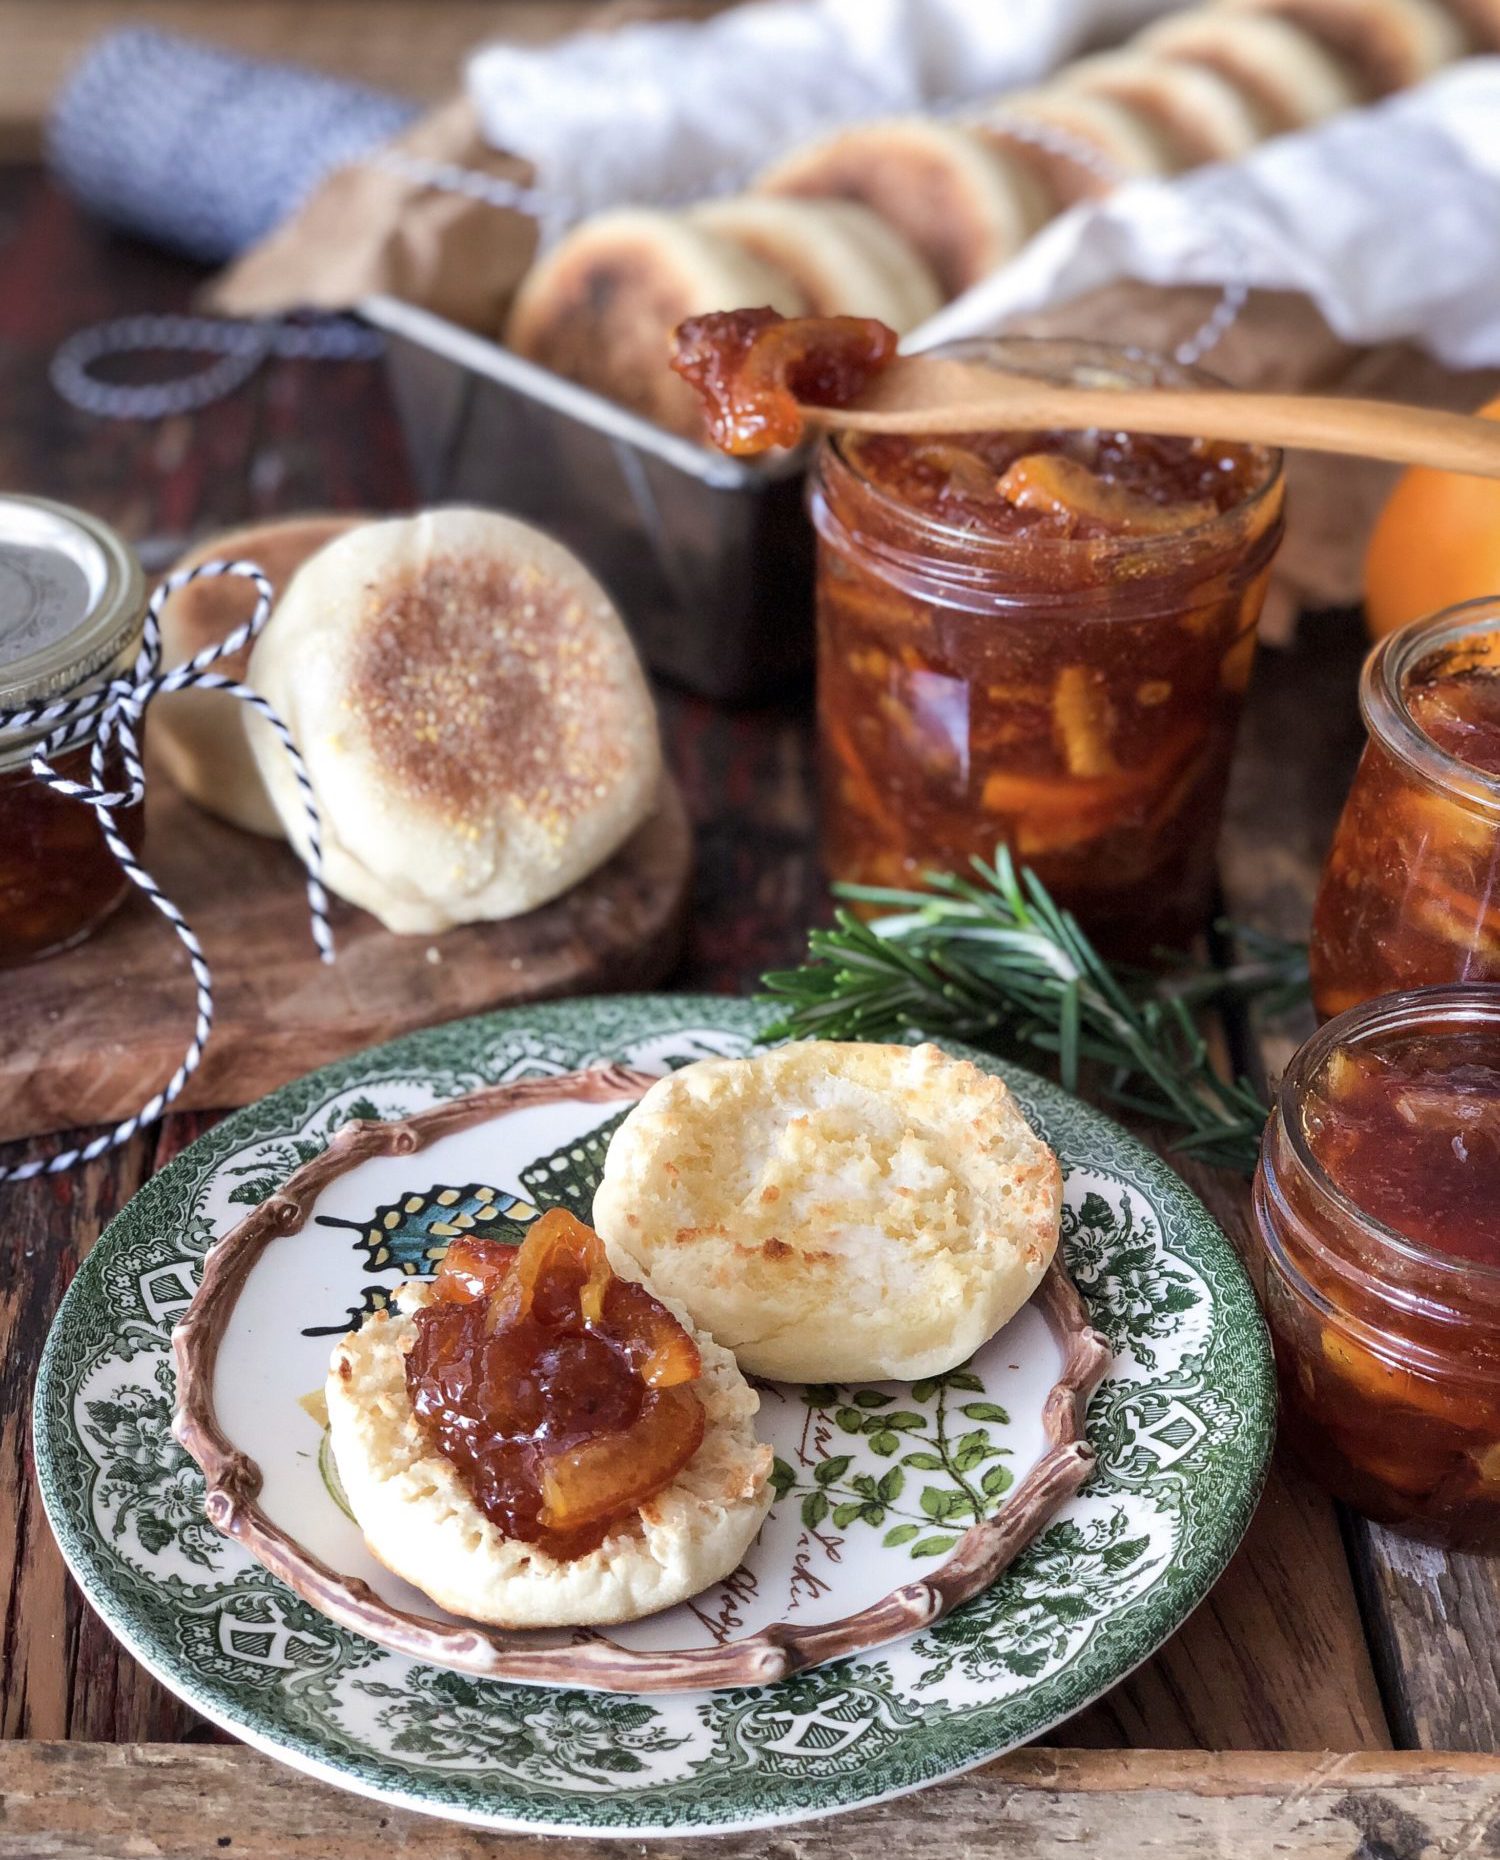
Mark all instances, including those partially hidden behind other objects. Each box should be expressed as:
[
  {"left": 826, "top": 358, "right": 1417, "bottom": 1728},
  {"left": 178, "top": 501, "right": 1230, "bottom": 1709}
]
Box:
[{"left": 362, "top": 294, "right": 814, "bottom": 703}]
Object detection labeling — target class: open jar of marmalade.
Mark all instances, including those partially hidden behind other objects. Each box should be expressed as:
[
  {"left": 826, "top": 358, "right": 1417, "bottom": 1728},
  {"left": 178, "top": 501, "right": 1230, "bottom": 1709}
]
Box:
[
  {"left": 1254, "top": 987, "right": 1500, "bottom": 1551},
  {"left": 1310, "top": 601, "right": 1500, "bottom": 1020},
  {"left": 0, "top": 496, "right": 146, "bottom": 966},
  {"left": 809, "top": 339, "right": 1285, "bottom": 957}
]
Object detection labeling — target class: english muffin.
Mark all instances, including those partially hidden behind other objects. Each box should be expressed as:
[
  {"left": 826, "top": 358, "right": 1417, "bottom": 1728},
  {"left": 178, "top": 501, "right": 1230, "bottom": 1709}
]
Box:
[
  {"left": 976, "top": 89, "right": 1184, "bottom": 201},
  {"left": 328, "top": 1279, "right": 773, "bottom": 1628},
  {"left": 246, "top": 507, "right": 661, "bottom": 933},
  {"left": 1213, "top": 0, "right": 1470, "bottom": 93},
  {"left": 506, "top": 208, "right": 806, "bottom": 436},
  {"left": 155, "top": 514, "right": 363, "bottom": 836},
  {"left": 1056, "top": 51, "right": 1275, "bottom": 164},
  {"left": 687, "top": 195, "right": 943, "bottom": 333},
  {"left": 1443, "top": 0, "right": 1500, "bottom": 47},
  {"left": 1138, "top": 11, "right": 1364, "bottom": 127},
  {"left": 593, "top": 1041, "right": 1063, "bottom": 1384},
  {"left": 755, "top": 118, "right": 1052, "bottom": 299}
]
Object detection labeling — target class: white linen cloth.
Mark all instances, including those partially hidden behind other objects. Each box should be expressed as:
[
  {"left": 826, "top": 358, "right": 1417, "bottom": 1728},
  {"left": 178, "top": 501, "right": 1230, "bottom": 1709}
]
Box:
[
  {"left": 918, "top": 59, "right": 1500, "bottom": 370},
  {"left": 466, "top": 0, "right": 1190, "bottom": 220},
  {"left": 468, "top": 0, "right": 1500, "bottom": 374}
]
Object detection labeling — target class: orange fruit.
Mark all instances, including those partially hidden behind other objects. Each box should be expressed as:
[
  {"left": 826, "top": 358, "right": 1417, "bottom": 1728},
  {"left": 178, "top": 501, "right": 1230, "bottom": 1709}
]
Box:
[{"left": 1363, "top": 393, "right": 1500, "bottom": 640}]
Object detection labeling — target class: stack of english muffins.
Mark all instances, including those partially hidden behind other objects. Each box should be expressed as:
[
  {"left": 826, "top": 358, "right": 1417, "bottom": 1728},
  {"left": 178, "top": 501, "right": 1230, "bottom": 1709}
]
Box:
[{"left": 506, "top": 0, "right": 1497, "bottom": 438}]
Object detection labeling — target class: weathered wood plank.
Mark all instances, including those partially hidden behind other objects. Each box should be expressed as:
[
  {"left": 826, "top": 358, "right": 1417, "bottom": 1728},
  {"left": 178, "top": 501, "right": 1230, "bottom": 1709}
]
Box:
[
  {"left": 1349, "top": 1530, "right": 1500, "bottom": 1752},
  {"left": 1218, "top": 607, "right": 1366, "bottom": 1085},
  {"left": 0, "top": 1133, "right": 157, "bottom": 1741},
  {"left": 4, "top": 1743, "right": 1499, "bottom": 1858}
]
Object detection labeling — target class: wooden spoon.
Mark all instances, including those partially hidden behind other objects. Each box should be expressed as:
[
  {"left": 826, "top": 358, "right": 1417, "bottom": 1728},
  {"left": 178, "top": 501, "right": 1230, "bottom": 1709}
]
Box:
[{"left": 799, "top": 353, "right": 1500, "bottom": 479}]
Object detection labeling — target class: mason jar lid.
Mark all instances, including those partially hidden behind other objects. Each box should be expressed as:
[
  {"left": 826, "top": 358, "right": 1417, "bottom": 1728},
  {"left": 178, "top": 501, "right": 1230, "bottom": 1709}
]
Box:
[{"left": 0, "top": 495, "right": 145, "bottom": 769}]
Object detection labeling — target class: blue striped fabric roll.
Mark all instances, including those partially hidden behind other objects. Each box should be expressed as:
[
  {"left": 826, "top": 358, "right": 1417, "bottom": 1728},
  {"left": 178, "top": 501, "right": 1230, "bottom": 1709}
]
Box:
[{"left": 46, "top": 27, "right": 420, "bottom": 263}]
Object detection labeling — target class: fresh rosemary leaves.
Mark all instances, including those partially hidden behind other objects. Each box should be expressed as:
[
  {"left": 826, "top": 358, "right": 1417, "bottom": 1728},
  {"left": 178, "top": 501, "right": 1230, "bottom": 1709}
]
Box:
[{"left": 761, "top": 849, "right": 1308, "bottom": 1176}]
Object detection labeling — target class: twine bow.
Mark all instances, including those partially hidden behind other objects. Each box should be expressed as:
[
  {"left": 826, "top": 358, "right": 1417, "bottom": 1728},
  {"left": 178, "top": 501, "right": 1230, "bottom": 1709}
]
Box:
[{"left": 0, "top": 559, "right": 334, "bottom": 1182}]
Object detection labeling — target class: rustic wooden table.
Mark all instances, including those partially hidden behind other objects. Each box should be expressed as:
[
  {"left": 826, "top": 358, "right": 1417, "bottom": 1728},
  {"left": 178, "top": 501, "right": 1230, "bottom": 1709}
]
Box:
[{"left": 2, "top": 170, "right": 1499, "bottom": 1856}]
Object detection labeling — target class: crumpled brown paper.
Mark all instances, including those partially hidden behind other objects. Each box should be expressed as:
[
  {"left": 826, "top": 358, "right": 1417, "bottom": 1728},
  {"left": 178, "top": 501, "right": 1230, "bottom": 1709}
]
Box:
[{"left": 205, "top": 97, "right": 536, "bottom": 339}]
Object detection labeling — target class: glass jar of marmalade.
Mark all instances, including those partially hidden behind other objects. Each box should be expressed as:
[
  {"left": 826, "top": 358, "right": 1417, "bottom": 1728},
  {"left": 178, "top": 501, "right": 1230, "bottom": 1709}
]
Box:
[
  {"left": 809, "top": 339, "right": 1285, "bottom": 958},
  {"left": 0, "top": 496, "right": 146, "bottom": 966},
  {"left": 1254, "top": 987, "right": 1500, "bottom": 1551},
  {"left": 1310, "top": 601, "right": 1500, "bottom": 1020}
]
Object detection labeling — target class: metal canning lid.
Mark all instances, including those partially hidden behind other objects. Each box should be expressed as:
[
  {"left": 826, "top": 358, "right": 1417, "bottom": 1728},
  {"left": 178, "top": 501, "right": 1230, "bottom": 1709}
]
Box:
[{"left": 0, "top": 495, "right": 146, "bottom": 768}]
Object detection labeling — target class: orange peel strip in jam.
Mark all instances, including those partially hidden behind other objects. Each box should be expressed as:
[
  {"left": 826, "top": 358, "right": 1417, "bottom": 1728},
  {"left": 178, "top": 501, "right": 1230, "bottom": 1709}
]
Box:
[
  {"left": 540, "top": 1384, "right": 705, "bottom": 1535},
  {"left": 670, "top": 307, "right": 898, "bottom": 455},
  {"left": 1052, "top": 666, "right": 1121, "bottom": 778},
  {"left": 406, "top": 1208, "right": 705, "bottom": 1558},
  {"left": 995, "top": 453, "right": 1218, "bottom": 536},
  {"left": 980, "top": 724, "right": 1200, "bottom": 820}
]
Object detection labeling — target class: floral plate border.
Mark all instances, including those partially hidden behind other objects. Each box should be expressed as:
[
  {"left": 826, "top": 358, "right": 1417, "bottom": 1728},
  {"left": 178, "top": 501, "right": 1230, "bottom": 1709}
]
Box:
[
  {"left": 34, "top": 994, "right": 1275, "bottom": 1837},
  {"left": 171, "top": 1062, "right": 1109, "bottom": 1692}
]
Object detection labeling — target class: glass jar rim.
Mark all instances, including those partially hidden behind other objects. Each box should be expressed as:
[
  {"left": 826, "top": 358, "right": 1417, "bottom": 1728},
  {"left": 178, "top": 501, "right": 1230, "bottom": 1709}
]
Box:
[
  {"left": 820, "top": 334, "right": 1286, "bottom": 579},
  {"left": 1275, "top": 983, "right": 1500, "bottom": 1292},
  {"left": 0, "top": 497, "right": 145, "bottom": 770},
  {"left": 1362, "top": 599, "right": 1500, "bottom": 818}
]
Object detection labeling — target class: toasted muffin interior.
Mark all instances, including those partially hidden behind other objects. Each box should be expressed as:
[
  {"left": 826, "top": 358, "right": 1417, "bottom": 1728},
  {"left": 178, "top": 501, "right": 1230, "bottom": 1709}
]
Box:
[{"left": 593, "top": 1042, "right": 1063, "bottom": 1384}]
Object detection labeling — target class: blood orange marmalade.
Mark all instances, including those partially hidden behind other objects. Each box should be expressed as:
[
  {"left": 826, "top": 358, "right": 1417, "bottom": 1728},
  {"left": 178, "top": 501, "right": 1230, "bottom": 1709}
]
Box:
[
  {"left": 1311, "top": 602, "right": 1500, "bottom": 1018},
  {"left": 1254, "top": 989, "right": 1500, "bottom": 1550},
  {"left": 404, "top": 1208, "right": 705, "bottom": 1559}
]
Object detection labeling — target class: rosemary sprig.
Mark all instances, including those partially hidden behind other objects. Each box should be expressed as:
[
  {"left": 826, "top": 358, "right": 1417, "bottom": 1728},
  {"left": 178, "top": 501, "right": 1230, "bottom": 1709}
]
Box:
[{"left": 761, "top": 848, "right": 1308, "bottom": 1175}]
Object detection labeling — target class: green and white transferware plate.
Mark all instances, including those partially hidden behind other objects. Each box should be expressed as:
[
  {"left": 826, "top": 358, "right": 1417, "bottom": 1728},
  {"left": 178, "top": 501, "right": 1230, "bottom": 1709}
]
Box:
[{"left": 36, "top": 995, "right": 1275, "bottom": 1837}]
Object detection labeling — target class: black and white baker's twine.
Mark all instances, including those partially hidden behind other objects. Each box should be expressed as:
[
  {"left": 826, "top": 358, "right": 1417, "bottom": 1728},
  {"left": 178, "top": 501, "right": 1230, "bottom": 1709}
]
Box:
[
  {"left": 50, "top": 312, "right": 384, "bottom": 421},
  {"left": 0, "top": 560, "right": 334, "bottom": 1183}
]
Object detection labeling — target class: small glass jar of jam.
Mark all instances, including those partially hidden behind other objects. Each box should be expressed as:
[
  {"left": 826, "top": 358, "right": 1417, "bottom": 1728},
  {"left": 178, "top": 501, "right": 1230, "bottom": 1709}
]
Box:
[
  {"left": 1253, "top": 986, "right": 1500, "bottom": 1551},
  {"left": 809, "top": 339, "right": 1285, "bottom": 958},
  {"left": 1310, "top": 601, "right": 1500, "bottom": 1020},
  {"left": 0, "top": 496, "right": 146, "bottom": 967}
]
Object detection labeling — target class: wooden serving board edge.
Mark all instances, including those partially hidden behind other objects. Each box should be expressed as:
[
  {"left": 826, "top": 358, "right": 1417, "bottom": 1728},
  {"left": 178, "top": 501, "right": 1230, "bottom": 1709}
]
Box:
[{"left": 3, "top": 1744, "right": 1498, "bottom": 1856}]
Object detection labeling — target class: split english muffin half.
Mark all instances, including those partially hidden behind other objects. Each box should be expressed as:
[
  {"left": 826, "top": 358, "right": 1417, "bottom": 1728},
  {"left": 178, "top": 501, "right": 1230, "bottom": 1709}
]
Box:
[
  {"left": 685, "top": 195, "right": 943, "bottom": 333},
  {"left": 327, "top": 1277, "right": 773, "bottom": 1628},
  {"left": 1212, "top": 0, "right": 1471, "bottom": 93},
  {"left": 593, "top": 1041, "right": 1064, "bottom": 1384}
]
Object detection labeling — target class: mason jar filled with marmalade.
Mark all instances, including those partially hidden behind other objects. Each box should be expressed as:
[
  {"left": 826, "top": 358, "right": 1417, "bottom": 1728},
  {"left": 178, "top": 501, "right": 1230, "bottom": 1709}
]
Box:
[
  {"left": 1311, "top": 601, "right": 1500, "bottom": 1020},
  {"left": 0, "top": 496, "right": 146, "bottom": 966},
  {"left": 1254, "top": 987, "right": 1500, "bottom": 1551},
  {"left": 807, "top": 339, "right": 1286, "bottom": 959}
]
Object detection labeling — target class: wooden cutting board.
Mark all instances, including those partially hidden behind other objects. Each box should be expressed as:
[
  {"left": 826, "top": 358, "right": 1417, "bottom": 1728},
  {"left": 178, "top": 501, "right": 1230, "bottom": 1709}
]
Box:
[{"left": 0, "top": 760, "right": 692, "bottom": 1144}]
